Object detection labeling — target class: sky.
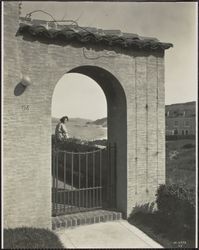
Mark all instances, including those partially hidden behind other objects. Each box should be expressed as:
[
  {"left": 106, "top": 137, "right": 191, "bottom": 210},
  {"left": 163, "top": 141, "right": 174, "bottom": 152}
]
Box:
[
  {"left": 21, "top": 1, "right": 197, "bottom": 120},
  {"left": 52, "top": 73, "right": 107, "bottom": 119}
]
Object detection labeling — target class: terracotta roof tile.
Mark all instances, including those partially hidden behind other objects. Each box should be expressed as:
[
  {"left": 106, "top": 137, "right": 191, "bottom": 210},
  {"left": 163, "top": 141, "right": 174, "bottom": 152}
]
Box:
[{"left": 16, "top": 18, "right": 173, "bottom": 52}]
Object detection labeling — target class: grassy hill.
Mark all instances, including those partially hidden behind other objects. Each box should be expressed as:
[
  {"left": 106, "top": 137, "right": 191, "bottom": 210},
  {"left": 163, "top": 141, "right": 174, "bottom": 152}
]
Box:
[
  {"left": 165, "top": 101, "right": 196, "bottom": 193},
  {"left": 166, "top": 138, "right": 196, "bottom": 192}
]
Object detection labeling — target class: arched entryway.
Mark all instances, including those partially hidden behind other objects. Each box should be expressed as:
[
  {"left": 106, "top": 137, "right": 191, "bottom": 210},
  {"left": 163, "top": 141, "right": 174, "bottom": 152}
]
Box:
[
  {"left": 4, "top": 2, "right": 171, "bottom": 229},
  {"left": 51, "top": 65, "right": 127, "bottom": 215}
]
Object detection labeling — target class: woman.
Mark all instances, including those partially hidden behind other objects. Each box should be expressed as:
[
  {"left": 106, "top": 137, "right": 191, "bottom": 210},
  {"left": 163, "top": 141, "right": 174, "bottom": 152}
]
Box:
[{"left": 55, "top": 116, "right": 69, "bottom": 143}]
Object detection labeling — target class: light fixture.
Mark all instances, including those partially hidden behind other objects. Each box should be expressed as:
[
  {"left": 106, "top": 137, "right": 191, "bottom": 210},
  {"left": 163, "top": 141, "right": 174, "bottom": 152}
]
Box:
[
  {"left": 14, "top": 75, "right": 31, "bottom": 96},
  {"left": 21, "top": 75, "right": 31, "bottom": 87}
]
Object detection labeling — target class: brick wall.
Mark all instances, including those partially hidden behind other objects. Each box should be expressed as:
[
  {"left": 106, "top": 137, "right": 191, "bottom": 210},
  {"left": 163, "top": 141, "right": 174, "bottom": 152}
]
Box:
[
  {"left": 3, "top": 2, "right": 166, "bottom": 228},
  {"left": 3, "top": 2, "right": 52, "bottom": 229}
]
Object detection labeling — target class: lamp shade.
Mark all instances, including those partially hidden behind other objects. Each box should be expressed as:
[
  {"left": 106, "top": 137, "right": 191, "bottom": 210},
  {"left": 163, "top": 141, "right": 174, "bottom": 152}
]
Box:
[{"left": 21, "top": 76, "right": 31, "bottom": 87}]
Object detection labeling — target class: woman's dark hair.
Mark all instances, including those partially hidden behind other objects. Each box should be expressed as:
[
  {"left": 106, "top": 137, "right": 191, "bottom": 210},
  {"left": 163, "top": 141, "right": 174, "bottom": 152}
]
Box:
[{"left": 60, "top": 116, "right": 69, "bottom": 123}]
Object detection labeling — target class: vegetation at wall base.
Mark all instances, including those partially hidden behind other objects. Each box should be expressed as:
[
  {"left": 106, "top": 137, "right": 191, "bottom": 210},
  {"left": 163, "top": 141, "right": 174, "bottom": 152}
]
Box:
[
  {"left": 128, "top": 184, "right": 195, "bottom": 248},
  {"left": 52, "top": 135, "right": 107, "bottom": 152},
  {"left": 3, "top": 227, "right": 64, "bottom": 249},
  {"left": 166, "top": 134, "right": 195, "bottom": 141},
  {"left": 182, "top": 143, "right": 195, "bottom": 149}
]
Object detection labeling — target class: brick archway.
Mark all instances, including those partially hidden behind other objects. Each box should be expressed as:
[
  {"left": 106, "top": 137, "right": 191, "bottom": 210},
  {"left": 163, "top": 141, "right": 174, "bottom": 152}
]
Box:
[{"left": 3, "top": 2, "right": 172, "bottom": 229}]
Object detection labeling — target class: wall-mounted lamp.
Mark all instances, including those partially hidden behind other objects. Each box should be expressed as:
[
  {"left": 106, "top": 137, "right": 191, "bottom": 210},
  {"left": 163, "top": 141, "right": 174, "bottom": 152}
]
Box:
[
  {"left": 21, "top": 76, "right": 31, "bottom": 87},
  {"left": 14, "top": 75, "right": 32, "bottom": 96}
]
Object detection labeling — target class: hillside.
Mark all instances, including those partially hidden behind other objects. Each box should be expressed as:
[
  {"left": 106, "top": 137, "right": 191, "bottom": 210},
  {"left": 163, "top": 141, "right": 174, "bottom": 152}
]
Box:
[
  {"left": 52, "top": 117, "right": 92, "bottom": 125},
  {"left": 166, "top": 138, "right": 195, "bottom": 192},
  {"left": 52, "top": 117, "right": 107, "bottom": 140},
  {"left": 86, "top": 117, "right": 107, "bottom": 127}
]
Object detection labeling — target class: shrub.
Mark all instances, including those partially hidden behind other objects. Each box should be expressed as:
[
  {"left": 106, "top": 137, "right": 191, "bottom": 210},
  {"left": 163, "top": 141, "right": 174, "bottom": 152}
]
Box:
[
  {"left": 182, "top": 143, "right": 195, "bottom": 149},
  {"left": 128, "top": 184, "right": 196, "bottom": 247},
  {"left": 156, "top": 184, "right": 195, "bottom": 236},
  {"left": 87, "top": 139, "right": 107, "bottom": 147},
  {"left": 52, "top": 135, "right": 98, "bottom": 152},
  {"left": 166, "top": 135, "right": 195, "bottom": 141},
  {"left": 4, "top": 227, "right": 64, "bottom": 249}
]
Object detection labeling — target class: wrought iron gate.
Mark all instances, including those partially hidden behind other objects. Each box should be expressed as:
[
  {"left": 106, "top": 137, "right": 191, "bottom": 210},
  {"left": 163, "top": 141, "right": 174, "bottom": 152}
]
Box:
[{"left": 52, "top": 143, "right": 116, "bottom": 216}]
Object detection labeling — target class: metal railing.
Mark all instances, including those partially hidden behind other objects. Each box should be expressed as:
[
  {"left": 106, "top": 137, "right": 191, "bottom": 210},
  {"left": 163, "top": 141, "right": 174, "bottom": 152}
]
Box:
[{"left": 52, "top": 143, "right": 116, "bottom": 216}]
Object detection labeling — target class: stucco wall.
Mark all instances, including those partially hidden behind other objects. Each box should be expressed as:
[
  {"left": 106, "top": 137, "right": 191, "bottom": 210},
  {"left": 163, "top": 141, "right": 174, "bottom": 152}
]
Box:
[{"left": 3, "top": 1, "right": 165, "bottom": 228}]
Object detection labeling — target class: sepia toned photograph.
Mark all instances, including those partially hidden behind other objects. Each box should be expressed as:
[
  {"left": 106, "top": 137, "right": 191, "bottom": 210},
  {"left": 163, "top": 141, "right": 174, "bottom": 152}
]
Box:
[{"left": 1, "top": 1, "right": 198, "bottom": 249}]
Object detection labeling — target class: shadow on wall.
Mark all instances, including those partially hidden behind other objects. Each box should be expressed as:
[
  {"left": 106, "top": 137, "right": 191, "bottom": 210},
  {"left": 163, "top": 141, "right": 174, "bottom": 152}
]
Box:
[{"left": 14, "top": 82, "right": 26, "bottom": 96}]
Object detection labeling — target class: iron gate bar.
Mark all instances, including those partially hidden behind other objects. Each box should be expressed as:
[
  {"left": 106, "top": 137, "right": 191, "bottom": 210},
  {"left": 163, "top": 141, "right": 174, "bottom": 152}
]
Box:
[
  {"left": 86, "top": 154, "right": 88, "bottom": 209},
  {"left": 99, "top": 149, "right": 102, "bottom": 207},
  {"left": 71, "top": 152, "right": 74, "bottom": 212},
  {"left": 64, "top": 152, "right": 66, "bottom": 212},
  {"left": 108, "top": 145, "right": 110, "bottom": 206},
  {"left": 111, "top": 146, "right": 115, "bottom": 207},
  {"left": 56, "top": 151, "right": 58, "bottom": 214},
  {"left": 78, "top": 154, "right": 81, "bottom": 211},
  {"left": 107, "top": 143, "right": 110, "bottom": 204},
  {"left": 93, "top": 152, "right": 95, "bottom": 208},
  {"left": 82, "top": 185, "right": 85, "bottom": 211},
  {"left": 67, "top": 153, "right": 69, "bottom": 213},
  {"left": 114, "top": 142, "right": 117, "bottom": 208},
  {"left": 52, "top": 149, "right": 55, "bottom": 212},
  {"left": 111, "top": 144, "right": 113, "bottom": 207}
]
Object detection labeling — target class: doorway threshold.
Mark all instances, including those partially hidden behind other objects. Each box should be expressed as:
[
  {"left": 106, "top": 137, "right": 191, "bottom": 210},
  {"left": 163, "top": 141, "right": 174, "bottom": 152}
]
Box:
[{"left": 52, "top": 209, "right": 122, "bottom": 230}]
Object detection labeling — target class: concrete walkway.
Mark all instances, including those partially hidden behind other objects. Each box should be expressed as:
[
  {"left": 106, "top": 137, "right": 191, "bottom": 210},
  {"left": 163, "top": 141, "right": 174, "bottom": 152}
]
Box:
[{"left": 56, "top": 220, "right": 163, "bottom": 248}]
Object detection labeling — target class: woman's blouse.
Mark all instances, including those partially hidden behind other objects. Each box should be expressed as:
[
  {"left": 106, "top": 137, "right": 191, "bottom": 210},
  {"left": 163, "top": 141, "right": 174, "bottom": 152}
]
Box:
[{"left": 55, "top": 122, "right": 69, "bottom": 141}]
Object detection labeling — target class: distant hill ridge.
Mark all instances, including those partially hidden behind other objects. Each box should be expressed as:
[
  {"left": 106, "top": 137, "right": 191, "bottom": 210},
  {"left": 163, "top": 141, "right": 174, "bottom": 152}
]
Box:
[
  {"left": 86, "top": 117, "right": 107, "bottom": 127},
  {"left": 52, "top": 117, "right": 92, "bottom": 123},
  {"left": 52, "top": 101, "right": 195, "bottom": 127}
]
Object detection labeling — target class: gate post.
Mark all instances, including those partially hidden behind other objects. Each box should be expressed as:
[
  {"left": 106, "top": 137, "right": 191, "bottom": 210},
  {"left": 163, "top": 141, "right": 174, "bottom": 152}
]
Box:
[{"left": 106, "top": 142, "right": 117, "bottom": 210}]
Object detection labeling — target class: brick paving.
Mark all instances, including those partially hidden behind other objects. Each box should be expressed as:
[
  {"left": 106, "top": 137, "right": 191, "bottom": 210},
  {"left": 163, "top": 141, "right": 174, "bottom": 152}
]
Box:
[{"left": 52, "top": 209, "right": 122, "bottom": 230}]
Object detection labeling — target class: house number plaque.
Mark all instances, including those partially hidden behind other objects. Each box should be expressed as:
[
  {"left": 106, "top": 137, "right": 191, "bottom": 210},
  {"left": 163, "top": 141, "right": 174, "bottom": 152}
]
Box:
[{"left": 21, "top": 105, "right": 30, "bottom": 111}]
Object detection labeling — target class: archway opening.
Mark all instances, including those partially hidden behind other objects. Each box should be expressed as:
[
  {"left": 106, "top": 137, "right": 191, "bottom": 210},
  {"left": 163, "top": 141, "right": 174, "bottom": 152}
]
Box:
[
  {"left": 51, "top": 66, "right": 127, "bottom": 216},
  {"left": 52, "top": 73, "right": 107, "bottom": 141}
]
